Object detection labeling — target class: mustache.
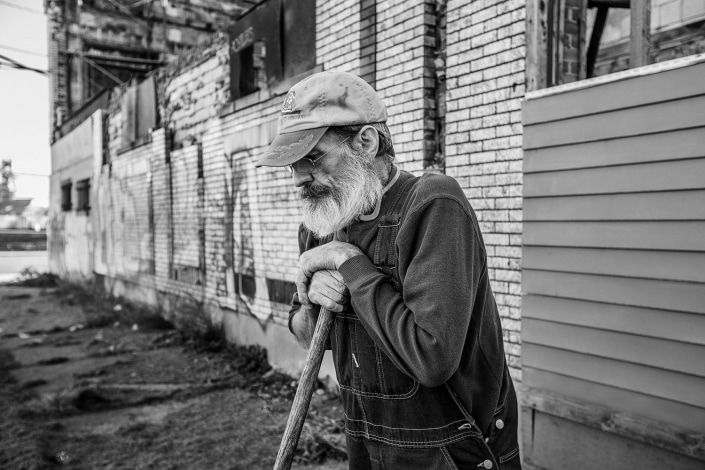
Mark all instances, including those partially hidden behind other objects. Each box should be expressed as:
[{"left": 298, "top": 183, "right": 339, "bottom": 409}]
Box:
[{"left": 299, "top": 183, "right": 332, "bottom": 200}]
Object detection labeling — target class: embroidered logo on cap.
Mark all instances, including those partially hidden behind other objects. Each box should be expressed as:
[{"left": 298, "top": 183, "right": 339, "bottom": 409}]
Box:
[{"left": 281, "top": 91, "right": 296, "bottom": 114}]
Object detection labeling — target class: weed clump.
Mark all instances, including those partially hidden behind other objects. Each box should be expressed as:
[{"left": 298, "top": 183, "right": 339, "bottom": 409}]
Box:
[{"left": 3, "top": 268, "right": 58, "bottom": 287}]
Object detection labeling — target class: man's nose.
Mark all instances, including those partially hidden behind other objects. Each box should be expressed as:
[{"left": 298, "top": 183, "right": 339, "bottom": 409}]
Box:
[{"left": 292, "top": 170, "right": 313, "bottom": 187}]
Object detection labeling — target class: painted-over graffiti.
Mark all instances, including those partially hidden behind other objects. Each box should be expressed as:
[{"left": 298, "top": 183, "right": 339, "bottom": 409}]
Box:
[{"left": 170, "top": 144, "right": 205, "bottom": 284}]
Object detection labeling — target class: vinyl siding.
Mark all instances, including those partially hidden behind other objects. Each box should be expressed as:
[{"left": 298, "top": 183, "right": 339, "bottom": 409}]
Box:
[{"left": 522, "top": 59, "right": 705, "bottom": 440}]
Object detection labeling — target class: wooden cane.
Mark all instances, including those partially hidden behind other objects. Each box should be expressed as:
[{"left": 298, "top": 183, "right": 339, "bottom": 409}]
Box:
[{"left": 273, "top": 307, "right": 336, "bottom": 470}]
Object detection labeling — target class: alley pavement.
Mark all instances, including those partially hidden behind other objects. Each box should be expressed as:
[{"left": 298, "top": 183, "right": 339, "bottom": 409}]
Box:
[{"left": 0, "top": 282, "right": 346, "bottom": 470}]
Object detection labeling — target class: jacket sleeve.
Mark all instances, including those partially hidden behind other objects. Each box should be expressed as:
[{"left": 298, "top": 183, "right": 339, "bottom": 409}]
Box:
[
  {"left": 287, "top": 224, "right": 311, "bottom": 334},
  {"left": 338, "top": 194, "right": 486, "bottom": 387}
]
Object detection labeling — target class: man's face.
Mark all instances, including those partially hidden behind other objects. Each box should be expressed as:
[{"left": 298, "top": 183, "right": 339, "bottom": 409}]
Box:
[
  {"left": 293, "top": 132, "right": 383, "bottom": 238},
  {"left": 293, "top": 133, "right": 349, "bottom": 199}
]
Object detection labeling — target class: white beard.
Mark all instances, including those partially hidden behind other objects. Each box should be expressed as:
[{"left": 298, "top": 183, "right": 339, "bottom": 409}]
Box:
[{"left": 300, "top": 153, "right": 383, "bottom": 239}]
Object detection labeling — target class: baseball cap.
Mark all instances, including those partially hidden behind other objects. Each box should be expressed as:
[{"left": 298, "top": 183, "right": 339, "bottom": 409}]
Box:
[{"left": 255, "top": 71, "right": 387, "bottom": 167}]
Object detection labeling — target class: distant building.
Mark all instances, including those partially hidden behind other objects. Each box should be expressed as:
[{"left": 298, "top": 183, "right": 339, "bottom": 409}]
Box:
[
  {"left": 0, "top": 198, "right": 33, "bottom": 229},
  {"left": 46, "top": 0, "right": 257, "bottom": 141},
  {"left": 0, "top": 160, "right": 34, "bottom": 229}
]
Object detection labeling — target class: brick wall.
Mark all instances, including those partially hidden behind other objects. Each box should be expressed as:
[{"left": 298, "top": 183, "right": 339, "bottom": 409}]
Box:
[
  {"left": 211, "top": 97, "right": 288, "bottom": 324},
  {"left": 376, "top": 0, "right": 433, "bottom": 171},
  {"left": 159, "top": 36, "right": 231, "bottom": 148},
  {"left": 105, "top": 140, "right": 156, "bottom": 276},
  {"left": 445, "top": 0, "right": 526, "bottom": 382},
  {"left": 316, "top": 0, "right": 361, "bottom": 71},
  {"left": 46, "top": 0, "right": 67, "bottom": 135}
]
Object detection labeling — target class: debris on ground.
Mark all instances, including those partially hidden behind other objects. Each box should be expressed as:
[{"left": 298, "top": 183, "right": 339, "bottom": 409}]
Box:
[{"left": 0, "top": 279, "right": 348, "bottom": 469}]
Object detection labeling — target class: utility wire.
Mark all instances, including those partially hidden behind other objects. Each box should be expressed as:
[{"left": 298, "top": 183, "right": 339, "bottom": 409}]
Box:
[
  {"left": 0, "top": 44, "right": 47, "bottom": 57},
  {"left": 0, "top": 53, "right": 47, "bottom": 75},
  {"left": 14, "top": 172, "right": 50, "bottom": 178},
  {"left": 0, "top": 0, "right": 44, "bottom": 15},
  {"left": 0, "top": 65, "right": 48, "bottom": 76}
]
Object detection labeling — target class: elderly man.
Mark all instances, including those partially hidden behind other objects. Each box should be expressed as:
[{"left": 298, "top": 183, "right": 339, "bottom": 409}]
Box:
[{"left": 256, "top": 71, "right": 521, "bottom": 470}]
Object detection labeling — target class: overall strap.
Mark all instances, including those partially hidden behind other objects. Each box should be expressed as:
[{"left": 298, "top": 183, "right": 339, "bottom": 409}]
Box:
[
  {"left": 383, "top": 173, "right": 419, "bottom": 220},
  {"left": 373, "top": 173, "right": 420, "bottom": 280}
]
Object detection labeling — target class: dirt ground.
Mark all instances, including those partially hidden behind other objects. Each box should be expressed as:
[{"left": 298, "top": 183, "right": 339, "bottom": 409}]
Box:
[{"left": 0, "top": 278, "right": 348, "bottom": 470}]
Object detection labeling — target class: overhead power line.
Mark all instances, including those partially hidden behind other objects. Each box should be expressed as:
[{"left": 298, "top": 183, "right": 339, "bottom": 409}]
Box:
[
  {"left": 0, "top": 53, "right": 48, "bottom": 75},
  {"left": 14, "top": 172, "right": 50, "bottom": 178},
  {"left": 0, "top": 63, "right": 49, "bottom": 75},
  {"left": 0, "top": 0, "right": 44, "bottom": 15},
  {"left": 0, "top": 44, "right": 47, "bottom": 57}
]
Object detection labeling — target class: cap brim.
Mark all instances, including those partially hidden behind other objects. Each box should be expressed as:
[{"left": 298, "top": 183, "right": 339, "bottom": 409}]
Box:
[{"left": 255, "top": 127, "right": 329, "bottom": 167}]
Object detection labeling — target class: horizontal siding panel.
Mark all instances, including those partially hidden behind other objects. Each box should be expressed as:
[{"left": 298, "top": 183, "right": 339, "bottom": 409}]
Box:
[
  {"left": 523, "top": 295, "right": 705, "bottom": 345},
  {"left": 523, "top": 247, "right": 705, "bottom": 283},
  {"left": 524, "top": 158, "right": 705, "bottom": 197},
  {"left": 524, "top": 190, "right": 705, "bottom": 221},
  {"left": 524, "top": 344, "right": 705, "bottom": 408},
  {"left": 523, "top": 127, "right": 705, "bottom": 173},
  {"left": 522, "top": 270, "right": 705, "bottom": 314},
  {"left": 523, "top": 61, "right": 705, "bottom": 124},
  {"left": 523, "top": 367, "right": 705, "bottom": 432},
  {"left": 524, "top": 95, "right": 705, "bottom": 149},
  {"left": 523, "top": 221, "right": 705, "bottom": 251},
  {"left": 524, "top": 318, "right": 705, "bottom": 377}
]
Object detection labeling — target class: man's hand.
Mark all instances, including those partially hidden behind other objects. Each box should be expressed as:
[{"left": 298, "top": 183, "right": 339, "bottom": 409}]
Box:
[
  {"left": 290, "top": 303, "right": 319, "bottom": 349},
  {"left": 296, "top": 241, "right": 363, "bottom": 305},
  {"left": 291, "top": 270, "right": 350, "bottom": 349},
  {"left": 309, "top": 270, "right": 350, "bottom": 313}
]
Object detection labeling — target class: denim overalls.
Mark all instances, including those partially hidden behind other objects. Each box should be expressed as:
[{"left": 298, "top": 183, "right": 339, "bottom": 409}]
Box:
[{"left": 300, "top": 173, "right": 521, "bottom": 469}]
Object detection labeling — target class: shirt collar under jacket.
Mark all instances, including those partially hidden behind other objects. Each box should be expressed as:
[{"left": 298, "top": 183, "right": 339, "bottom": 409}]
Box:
[{"left": 358, "top": 165, "right": 400, "bottom": 222}]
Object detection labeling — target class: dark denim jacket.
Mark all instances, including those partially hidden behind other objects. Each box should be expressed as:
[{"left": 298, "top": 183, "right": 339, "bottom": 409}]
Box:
[{"left": 292, "top": 170, "right": 521, "bottom": 469}]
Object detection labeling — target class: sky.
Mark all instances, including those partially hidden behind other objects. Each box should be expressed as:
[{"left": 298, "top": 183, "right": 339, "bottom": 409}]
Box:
[{"left": 0, "top": 0, "right": 50, "bottom": 207}]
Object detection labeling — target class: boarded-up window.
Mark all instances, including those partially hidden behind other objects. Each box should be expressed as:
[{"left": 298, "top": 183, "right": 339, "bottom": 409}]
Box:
[
  {"left": 228, "top": 0, "right": 316, "bottom": 100},
  {"left": 121, "top": 76, "right": 158, "bottom": 150},
  {"left": 61, "top": 181, "right": 72, "bottom": 211},
  {"left": 228, "top": 0, "right": 283, "bottom": 100},
  {"left": 76, "top": 178, "right": 90, "bottom": 213},
  {"left": 282, "top": 0, "right": 316, "bottom": 79}
]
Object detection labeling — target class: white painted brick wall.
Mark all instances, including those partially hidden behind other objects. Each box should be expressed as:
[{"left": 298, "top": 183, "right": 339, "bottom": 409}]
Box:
[{"left": 445, "top": 0, "right": 526, "bottom": 382}]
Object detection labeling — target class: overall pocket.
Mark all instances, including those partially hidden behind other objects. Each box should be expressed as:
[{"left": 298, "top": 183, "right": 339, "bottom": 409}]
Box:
[
  {"left": 333, "top": 312, "right": 417, "bottom": 398},
  {"left": 332, "top": 205, "right": 418, "bottom": 398}
]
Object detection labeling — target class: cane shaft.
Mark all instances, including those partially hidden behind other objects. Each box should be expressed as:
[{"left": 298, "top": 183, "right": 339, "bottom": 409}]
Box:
[{"left": 273, "top": 307, "right": 335, "bottom": 470}]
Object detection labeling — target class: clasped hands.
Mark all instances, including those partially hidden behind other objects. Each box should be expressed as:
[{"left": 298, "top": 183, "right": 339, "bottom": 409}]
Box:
[
  {"left": 291, "top": 241, "right": 362, "bottom": 348},
  {"left": 296, "top": 241, "right": 363, "bottom": 312}
]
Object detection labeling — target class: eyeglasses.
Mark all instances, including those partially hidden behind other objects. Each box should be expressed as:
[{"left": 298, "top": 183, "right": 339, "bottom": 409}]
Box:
[{"left": 286, "top": 137, "right": 351, "bottom": 174}]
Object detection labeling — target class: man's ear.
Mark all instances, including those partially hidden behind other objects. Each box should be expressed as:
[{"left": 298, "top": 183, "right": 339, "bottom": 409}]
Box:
[{"left": 356, "top": 125, "right": 379, "bottom": 159}]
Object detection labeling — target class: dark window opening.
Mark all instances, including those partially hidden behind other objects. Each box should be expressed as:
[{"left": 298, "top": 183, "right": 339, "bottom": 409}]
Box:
[
  {"left": 238, "top": 44, "right": 259, "bottom": 96},
  {"left": 228, "top": 0, "right": 316, "bottom": 100},
  {"left": 120, "top": 75, "right": 159, "bottom": 151},
  {"left": 529, "top": 0, "right": 705, "bottom": 89},
  {"left": 76, "top": 179, "right": 91, "bottom": 213},
  {"left": 282, "top": 0, "right": 316, "bottom": 79},
  {"left": 61, "top": 181, "right": 72, "bottom": 211},
  {"left": 68, "top": 41, "right": 161, "bottom": 117},
  {"left": 586, "top": 2, "right": 705, "bottom": 79}
]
